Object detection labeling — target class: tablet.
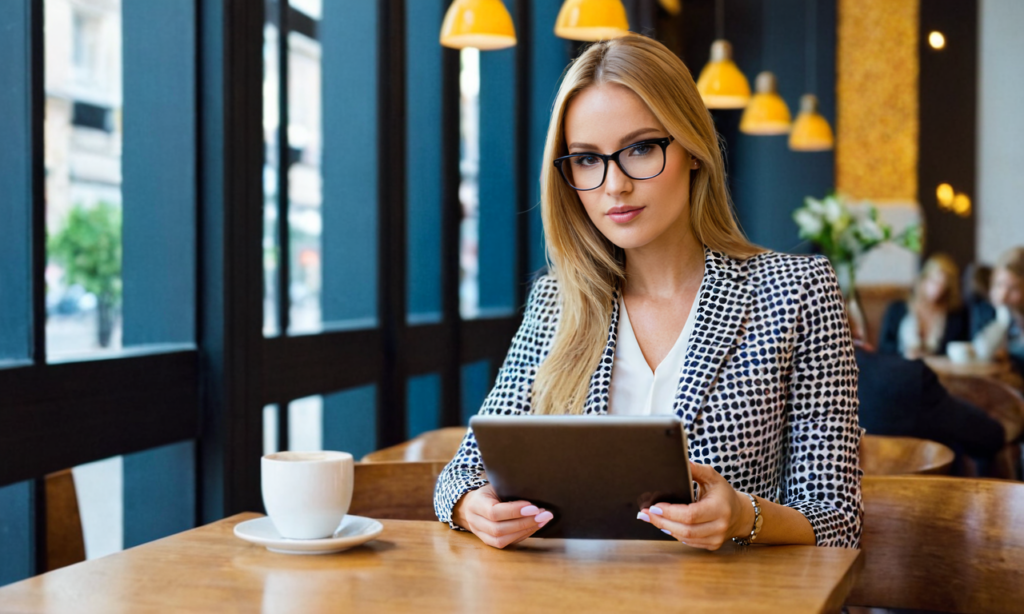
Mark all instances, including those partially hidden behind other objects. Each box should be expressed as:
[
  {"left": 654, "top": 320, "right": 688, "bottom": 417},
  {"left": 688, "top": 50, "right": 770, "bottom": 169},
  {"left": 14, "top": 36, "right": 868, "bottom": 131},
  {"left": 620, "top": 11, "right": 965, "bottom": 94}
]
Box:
[{"left": 470, "top": 414, "right": 694, "bottom": 540}]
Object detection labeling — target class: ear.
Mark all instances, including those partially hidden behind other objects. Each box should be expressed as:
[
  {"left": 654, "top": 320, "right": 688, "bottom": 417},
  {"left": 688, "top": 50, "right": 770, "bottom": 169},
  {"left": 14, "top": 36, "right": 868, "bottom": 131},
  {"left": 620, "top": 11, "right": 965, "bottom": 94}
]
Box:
[{"left": 690, "top": 157, "right": 701, "bottom": 170}]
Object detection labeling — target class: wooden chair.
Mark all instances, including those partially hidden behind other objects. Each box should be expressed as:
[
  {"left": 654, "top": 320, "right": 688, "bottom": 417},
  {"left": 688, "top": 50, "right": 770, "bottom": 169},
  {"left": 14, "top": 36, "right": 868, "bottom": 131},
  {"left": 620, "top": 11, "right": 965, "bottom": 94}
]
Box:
[
  {"left": 349, "top": 461, "right": 447, "bottom": 521},
  {"left": 940, "top": 374, "right": 1024, "bottom": 479},
  {"left": 846, "top": 475, "right": 1024, "bottom": 613},
  {"left": 43, "top": 469, "right": 86, "bottom": 572},
  {"left": 859, "top": 434, "right": 955, "bottom": 476},
  {"left": 361, "top": 426, "right": 466, "bottom": 463}
]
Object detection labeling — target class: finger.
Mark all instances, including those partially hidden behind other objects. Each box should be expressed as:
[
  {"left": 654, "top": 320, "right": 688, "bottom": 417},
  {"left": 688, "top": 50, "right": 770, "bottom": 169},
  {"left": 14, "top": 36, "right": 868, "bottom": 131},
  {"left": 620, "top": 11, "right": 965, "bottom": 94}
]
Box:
[
  {"left": 688, "top": 460, "right": 723, "bottom": 486},
  {"left": 483, "top": 517, "right": 552, "bottom": 549},
  {"left": 490, "top": 512, "right": 552, "bottom": 537},
  {"left": 650, "top": 501, "right": 717, "bottom": 525},
  {"left": 483, "top": 500, "right": 538, "bottom": 522},
  {"left": 649, "top": 514, "right": 726, "bottom": 541}
]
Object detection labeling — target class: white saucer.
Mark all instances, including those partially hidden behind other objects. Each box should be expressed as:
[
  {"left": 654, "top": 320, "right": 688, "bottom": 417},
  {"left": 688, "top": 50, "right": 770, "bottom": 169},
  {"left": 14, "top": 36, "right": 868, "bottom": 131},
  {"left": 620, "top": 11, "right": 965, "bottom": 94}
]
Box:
[{"left": 234, "top": 515, "right": 384, "bottom": 555}]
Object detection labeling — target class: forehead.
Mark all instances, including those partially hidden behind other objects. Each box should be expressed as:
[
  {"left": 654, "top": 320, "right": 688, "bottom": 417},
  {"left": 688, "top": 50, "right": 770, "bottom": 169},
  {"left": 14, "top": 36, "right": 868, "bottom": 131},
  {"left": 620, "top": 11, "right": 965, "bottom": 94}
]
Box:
[
  {"left": 563, "top": 83, "right": 663, "bottom": 147},
  {"left": 995, "top": 267, "right": 1023, "bottom": 284}
]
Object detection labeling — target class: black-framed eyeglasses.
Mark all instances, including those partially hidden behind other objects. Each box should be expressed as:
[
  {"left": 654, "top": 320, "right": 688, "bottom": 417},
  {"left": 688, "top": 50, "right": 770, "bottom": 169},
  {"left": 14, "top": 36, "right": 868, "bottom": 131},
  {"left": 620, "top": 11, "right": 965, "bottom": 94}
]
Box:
[{"left": 553, "top": 136, "right": 675, "bottom": 191}]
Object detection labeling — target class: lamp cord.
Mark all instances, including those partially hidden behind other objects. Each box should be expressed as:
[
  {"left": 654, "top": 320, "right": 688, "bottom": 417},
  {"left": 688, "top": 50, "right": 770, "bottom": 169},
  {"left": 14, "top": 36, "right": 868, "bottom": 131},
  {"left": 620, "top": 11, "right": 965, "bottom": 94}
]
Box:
[
  {"left": 716, "top": 0, "right": 724, "bottom": 40},
  {"left": 806, "top": 0, "right": 817, "bottom": 93}
]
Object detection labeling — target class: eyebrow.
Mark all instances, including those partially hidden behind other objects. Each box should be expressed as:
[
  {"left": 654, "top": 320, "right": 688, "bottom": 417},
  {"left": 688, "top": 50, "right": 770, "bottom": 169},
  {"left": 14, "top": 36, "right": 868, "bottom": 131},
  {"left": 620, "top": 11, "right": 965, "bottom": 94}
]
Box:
[{"left": 567, "top": 127, "right": 663, "bottom": 152}]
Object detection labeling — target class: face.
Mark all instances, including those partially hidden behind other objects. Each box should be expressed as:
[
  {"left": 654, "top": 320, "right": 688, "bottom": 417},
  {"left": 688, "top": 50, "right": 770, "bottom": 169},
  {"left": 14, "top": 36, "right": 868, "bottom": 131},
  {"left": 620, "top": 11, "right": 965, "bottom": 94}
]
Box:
[
  {"left": 920, "top": 269, "right": 948, "bottom": 304},
  {"left": 562, "top": 83, "right": 698, "bottom": 251},
  {"left": 990, "top": 267, "right": 1024, "bottom": 311}
]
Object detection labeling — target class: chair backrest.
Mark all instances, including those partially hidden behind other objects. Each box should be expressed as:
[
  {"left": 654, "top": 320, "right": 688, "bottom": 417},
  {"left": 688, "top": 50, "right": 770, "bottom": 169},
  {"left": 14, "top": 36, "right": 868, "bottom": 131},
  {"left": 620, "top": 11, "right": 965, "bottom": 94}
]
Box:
[
  {"left": 349, "top": 461, "right": 447, "bottom": 521},
  {"left": 361, "top": 427, "right": 466, "bottom": 463},
  {"left": 938, "top": 374, "right": 1024, "bottom": 443},
  {"left": 859, "top": 434, "right": 955, "bottom": 476},
  {"left": 44, "top": 469, "right": 86, "bottom": 571},
  {"left": 847, "top": 475, "right": 1024, "bottom": 613}
]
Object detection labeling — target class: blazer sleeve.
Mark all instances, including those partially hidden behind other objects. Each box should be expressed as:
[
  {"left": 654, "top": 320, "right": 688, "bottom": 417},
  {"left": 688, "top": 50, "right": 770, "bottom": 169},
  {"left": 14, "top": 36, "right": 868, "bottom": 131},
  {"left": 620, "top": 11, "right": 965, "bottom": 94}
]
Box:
[
  {"left": 877, "top": 300, "right": 907, "bottom": 355},
  {"left": 433, "top": 276, "right": 560, "bottom": 529},
  {"left": 781, "top": 257, "right": 864, "bottom": 548}
]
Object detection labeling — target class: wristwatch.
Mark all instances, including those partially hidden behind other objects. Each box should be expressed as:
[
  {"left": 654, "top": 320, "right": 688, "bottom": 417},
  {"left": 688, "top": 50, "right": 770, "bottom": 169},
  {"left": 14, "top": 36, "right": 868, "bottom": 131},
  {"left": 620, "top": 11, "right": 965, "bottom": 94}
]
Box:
[{"left": 732, "top": 492, "right": 763, "bottom": 546}]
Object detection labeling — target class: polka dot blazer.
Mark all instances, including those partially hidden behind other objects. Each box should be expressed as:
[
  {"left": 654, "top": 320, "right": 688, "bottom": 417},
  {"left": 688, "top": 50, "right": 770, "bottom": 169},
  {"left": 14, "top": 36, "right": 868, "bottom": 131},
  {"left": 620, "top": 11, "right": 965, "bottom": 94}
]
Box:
[{"left": 434, "top": 247, "right": 863, "bottom": 548}]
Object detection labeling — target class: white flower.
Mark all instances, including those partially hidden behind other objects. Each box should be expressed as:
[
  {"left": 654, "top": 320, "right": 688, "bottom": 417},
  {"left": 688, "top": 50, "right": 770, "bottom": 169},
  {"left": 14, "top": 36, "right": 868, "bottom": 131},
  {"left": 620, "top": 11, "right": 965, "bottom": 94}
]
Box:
[
  {"left": 805, "top": 197, "right": 826, "bottom": 216},
  {"left": 794, "top": 209, "right": 824, "bottom": 238},
  {"left": 823, "top": 196, "right": 844, "bottom": 224},
  {"left": 858, "top": 217, "right": 885, "bottom": 243}
]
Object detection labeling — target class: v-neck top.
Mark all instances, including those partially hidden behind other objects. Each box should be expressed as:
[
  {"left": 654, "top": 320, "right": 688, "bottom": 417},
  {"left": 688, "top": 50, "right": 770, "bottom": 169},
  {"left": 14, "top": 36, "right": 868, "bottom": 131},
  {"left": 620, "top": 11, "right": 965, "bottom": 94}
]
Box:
[{"left": 608, "top": 282, "right": 703, "bottom": 416}]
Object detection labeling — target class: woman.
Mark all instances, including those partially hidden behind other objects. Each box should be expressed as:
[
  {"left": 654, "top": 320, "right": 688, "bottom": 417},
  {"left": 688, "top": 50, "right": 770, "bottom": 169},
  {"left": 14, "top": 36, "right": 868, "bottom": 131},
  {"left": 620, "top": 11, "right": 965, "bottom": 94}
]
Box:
[
  {"left": 973, "top": 247, "right": 1024, "bottom": 370},
  {"left": 434, "top": 35, "right": 861, "bottom": 551},
  {"left": 878, "top": 254, "right": 970, "bottom": 359}
]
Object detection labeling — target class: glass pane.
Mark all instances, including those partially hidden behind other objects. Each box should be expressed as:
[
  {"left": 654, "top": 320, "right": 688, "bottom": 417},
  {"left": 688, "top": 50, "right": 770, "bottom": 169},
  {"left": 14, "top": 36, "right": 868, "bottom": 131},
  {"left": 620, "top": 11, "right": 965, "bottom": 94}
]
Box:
[
  {"left": 459, "top": 48, "right": 481, "bottom": 319},
  {"left": 407, "top": 373, "right": 441, "bottom": 439},
  {"left": 44, "top": 0, "right": 124, "bottom": 359},
  {"left": 477, "top": 45, "right": 517, "bottom": 315},
  {"left": 263, "top": 404, "right": 280, "bottom": 456},
  {"left": 288, "top": 395, "right": 324, "bottom": 452},
  {"left": 406, "top": 0, "right": 444, "bottom": 324},
  {"left": 461, "top": 360, "right": 491, "bottom": 425},
  {"left": 263, "top": 7, "right": 282, "bottom": 337},
  {"left": 321, "top": 1, "right": 378, "bottom": 327},
  {"left": 287, "top": 28, "right": 323, "bottom": 335},
  {"left": 72, "top": 454, "right": 124, "bottom": 560},
  {"left": 322, "top": 385, "right": 377, "bottom": 459},
  {"left": 0, "top": 1, "right": 32, "bottom": 364}
]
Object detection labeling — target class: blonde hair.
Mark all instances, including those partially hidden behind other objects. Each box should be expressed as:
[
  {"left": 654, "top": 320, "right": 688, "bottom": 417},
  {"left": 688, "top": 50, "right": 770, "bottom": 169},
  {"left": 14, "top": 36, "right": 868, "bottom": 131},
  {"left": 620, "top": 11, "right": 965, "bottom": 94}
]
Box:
[
  {"left": 911, "top": 253, "right": 962, "bottom": 311},
  {"left": 533, "top": 34, "right": 762, "bottom": 416},
  {"left": 996, "top": 246, "right": 1024, "bottom": 279}
]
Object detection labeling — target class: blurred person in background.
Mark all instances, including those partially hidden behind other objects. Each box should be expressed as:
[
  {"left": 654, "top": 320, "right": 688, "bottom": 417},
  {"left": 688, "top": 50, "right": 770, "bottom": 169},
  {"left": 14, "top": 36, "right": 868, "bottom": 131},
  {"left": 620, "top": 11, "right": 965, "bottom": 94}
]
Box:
[
  {"left": 973, "top": 247, "right": 1024, "bottom": 373},
  {"left": 878, "top": 254, "right": 970, "bottom": 359},
  {"left": 852, "top": 314, "right": 1005, "bottom": 475}
]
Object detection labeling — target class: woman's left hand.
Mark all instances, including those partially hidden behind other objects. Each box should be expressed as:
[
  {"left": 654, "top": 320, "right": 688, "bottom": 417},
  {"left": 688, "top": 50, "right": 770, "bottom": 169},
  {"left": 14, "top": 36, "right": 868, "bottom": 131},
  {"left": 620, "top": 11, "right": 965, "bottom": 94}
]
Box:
[{"left": 638, "top": 461, "right": 754, "bottom": 550}]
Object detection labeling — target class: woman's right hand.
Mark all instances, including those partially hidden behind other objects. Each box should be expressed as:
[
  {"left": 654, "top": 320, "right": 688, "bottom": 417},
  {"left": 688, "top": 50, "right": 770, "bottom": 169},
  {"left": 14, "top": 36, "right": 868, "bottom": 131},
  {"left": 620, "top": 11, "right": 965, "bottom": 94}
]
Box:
[{"left": 451, "top": 484, "right": 553, "bottom": 549}]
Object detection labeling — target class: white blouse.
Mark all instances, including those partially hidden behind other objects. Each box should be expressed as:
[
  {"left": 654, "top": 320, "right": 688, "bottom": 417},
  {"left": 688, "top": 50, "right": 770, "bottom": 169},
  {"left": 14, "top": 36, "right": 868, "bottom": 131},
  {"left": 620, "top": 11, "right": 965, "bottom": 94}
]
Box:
[{"left": 608, "top": 281, "right": 703, "bottom": 416}]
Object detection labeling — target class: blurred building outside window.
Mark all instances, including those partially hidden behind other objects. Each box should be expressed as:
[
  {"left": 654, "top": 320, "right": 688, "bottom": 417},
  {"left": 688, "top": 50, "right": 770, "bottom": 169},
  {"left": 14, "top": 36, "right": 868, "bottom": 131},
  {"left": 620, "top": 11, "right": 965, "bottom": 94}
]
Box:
[{"left": 459, "top": 47, "right": 480, "bottom": 319}]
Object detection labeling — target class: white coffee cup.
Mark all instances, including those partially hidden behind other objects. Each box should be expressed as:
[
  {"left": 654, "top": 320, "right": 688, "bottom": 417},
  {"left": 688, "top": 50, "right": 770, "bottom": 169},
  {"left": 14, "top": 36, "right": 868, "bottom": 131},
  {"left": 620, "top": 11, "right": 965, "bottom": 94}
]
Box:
[
  {"left": 261, "top": 451, "right": 354, "bottom": 540},
  {"left": 946, "top": 341, "right": 975, "bottom": 365}
]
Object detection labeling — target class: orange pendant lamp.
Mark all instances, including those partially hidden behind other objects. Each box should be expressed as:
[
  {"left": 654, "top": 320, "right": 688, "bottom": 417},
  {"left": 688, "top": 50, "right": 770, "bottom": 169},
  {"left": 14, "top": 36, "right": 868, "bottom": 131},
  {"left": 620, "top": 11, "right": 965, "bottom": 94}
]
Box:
[
  {"left": 789, "top": 0, "right": 834, "bottom": 151},
  {"left": 696, "top": 40, "right": 751, "bottom": 109},
  {"left": 695, "top": 1, "right": 751, "bottom": 109},
  {"left": 440, "top": 0, "right": 517, "bottom": 50},
  {"left": 554, "top": 0, "right": 630, "bottom": 42},
  {"left": 740, "top": 72, "right": 792, "bottom": 135},
  {"left": 789, "top": 94, "right": 834, "bottom": 151}
]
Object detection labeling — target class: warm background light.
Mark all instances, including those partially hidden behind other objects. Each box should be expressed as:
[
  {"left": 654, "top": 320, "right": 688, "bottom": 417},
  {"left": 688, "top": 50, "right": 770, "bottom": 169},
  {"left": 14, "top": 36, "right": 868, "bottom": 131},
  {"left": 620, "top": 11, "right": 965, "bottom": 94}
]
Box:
[
  {"left": 928, "top": 31, "right": 946, "bottom": 49},
  {"left": 953, "top": 193, "right": 971, "bottom": 216},
  {"left": 554, "top": 0, "right": 630, "bottom": 42},
  {"left": 440, "top": 0, "right": 517, "bottom": 50},
  {"left": 936, "top": 183, "right": 954, "bottom": 207}
]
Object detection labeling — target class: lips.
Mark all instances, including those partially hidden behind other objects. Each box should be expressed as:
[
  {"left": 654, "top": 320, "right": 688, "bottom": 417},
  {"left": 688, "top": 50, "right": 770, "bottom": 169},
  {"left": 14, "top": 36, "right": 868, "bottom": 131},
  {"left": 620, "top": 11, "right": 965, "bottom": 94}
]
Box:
[{"left": 607, "top": 206, "right": 644, "bottom": 223}]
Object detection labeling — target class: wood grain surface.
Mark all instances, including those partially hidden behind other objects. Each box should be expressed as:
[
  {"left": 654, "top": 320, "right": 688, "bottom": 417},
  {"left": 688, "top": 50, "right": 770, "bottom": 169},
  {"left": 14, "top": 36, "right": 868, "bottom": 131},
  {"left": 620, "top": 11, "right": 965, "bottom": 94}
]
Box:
[
  {"left": 0, "top": 514, "right": 862, "bottom": 614},
  {"left": 859, "top": 434, "right": 955, "bottom": 476}
]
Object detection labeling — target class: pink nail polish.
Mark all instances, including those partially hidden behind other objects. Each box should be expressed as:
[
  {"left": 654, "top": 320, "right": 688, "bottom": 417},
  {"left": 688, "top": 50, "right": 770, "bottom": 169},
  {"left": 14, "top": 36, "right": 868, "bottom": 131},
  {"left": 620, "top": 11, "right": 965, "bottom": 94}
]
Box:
[
  {"left": 520, "top": 505, "right": 539, "bottom": 515},
  {"left": 534, "top": 510, "right": 554, "bottom": 524},
  {"left": 637, "top": 512, "right": 651, "bottom": 523},
  {"left": 650, "top": 506, "right": 664, "bottom": 516}
]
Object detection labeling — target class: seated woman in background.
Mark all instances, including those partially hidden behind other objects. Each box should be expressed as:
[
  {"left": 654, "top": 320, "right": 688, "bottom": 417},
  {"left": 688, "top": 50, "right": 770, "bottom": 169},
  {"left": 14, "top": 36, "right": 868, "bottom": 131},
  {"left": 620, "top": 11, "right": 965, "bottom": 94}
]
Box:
[
  {"left": 878, "top": 254, "right": 969, "bottom": 359},
  {"left": 434, "top": 34, "right": 861, "bottom": 551},
  {"left": 973, "top": 247, "right": 1024, "bottom": 371}
]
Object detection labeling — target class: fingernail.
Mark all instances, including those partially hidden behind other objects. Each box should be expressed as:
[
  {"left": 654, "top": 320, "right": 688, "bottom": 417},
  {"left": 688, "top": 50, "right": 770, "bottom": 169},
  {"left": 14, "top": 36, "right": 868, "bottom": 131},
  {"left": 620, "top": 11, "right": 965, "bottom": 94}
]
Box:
[
  {"left": 637, "top": 512, "right": 650, "bottom": 523},
  {"left": 534, "top": 511, "right": 554, "bottom": 523},
  {"left": 537, "top": 518, "right": 551, "bottom": 528},
  {"left": 520, "top": 505, "right": 539, "bottom": 515},
  {"left": 650, "top": 506, "right": 664, "bottom": 516},
  {"left": 661, "top": 529, "right": 672, "bottom": 535}
]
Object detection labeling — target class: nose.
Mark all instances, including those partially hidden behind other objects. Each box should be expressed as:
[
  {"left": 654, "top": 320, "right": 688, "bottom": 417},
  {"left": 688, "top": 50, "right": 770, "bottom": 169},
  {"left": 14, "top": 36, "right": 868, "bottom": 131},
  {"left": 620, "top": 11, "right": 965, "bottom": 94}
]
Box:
[{"left": 603, "top": 159, "right": 633, "bottom": 195}]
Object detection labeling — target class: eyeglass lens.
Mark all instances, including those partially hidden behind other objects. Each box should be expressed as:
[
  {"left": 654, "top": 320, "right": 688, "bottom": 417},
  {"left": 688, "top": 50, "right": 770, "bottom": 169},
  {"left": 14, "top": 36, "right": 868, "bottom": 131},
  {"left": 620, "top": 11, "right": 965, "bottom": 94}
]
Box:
[{"left": 562, "top": 141, "right": 666, "bottom": 190}]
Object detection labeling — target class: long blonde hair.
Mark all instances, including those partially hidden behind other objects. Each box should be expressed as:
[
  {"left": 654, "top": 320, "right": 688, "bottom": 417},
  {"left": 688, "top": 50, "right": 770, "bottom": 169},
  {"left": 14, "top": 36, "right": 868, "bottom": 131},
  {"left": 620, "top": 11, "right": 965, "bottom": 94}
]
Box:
[
  {"left": 910, "top": 253, "right": 962, "bottom": 311},
  {"left": 533, "top": 34, "right": 762, "bottom": 416}
]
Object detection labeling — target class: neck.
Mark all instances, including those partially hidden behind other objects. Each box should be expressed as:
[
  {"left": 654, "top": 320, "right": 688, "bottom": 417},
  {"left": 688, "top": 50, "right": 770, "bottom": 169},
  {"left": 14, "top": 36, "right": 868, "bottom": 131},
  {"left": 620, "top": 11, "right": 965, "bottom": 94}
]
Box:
[{"left": 622, "top": 230, "right": 705, "bottom": 299}]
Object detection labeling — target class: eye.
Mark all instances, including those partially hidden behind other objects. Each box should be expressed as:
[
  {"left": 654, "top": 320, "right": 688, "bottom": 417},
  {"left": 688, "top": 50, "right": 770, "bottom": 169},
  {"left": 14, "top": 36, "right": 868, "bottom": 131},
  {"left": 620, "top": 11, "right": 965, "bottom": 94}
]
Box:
[
  {"left": 628, "top": 143, "right": 655, "bottom": 157},
  {"left": 571, "top": 155, "right": 601, "bottom": 168}
]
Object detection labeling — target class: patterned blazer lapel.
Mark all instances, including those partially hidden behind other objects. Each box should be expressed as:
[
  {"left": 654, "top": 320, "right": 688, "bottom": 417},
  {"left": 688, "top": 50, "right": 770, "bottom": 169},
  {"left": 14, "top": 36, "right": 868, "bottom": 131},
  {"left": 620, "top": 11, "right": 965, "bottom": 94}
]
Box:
[
  {"left": 672, "top": 248, "right": 752, "bottom": 430},
  {"left": 583, "top": 290, "right": 619, "bottom": 415}
]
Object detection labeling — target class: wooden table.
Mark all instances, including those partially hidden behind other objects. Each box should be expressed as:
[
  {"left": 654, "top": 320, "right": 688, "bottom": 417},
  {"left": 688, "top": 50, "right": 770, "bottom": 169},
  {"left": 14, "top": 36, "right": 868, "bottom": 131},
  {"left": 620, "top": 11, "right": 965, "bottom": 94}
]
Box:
[
  {"left": 923, "top": 355, "right": 1011, "bottom": 378},
  {"left": 0, "top": 514, "right": 863, "bottom": 614}
]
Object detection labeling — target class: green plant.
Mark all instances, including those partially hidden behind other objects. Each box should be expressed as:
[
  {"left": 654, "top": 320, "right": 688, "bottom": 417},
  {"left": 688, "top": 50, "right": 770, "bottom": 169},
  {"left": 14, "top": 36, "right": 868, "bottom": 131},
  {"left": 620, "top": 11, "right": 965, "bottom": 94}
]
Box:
[{"left": 48, "top": 201, "right": 122, "bottom": 347}]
